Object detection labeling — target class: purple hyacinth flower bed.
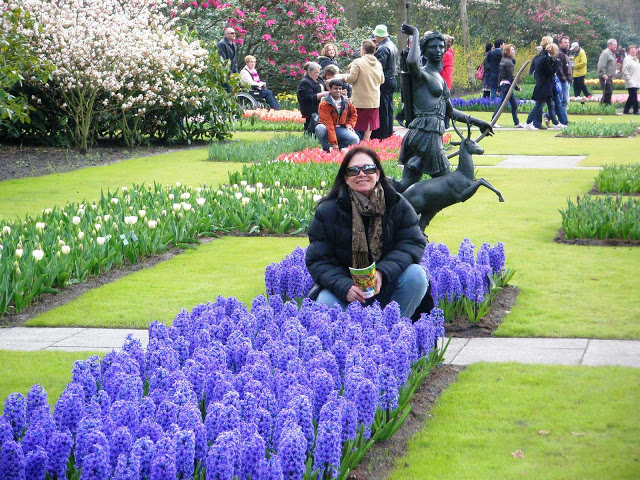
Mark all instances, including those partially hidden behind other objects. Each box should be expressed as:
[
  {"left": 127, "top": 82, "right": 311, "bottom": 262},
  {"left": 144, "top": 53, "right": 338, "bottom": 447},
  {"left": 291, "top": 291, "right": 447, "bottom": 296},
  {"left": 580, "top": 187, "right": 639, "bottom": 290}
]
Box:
[
  {"left": 450, "top": 97, "right": 529, "bottom": 112},
  {"left": 0, "top": 295, "right": 446, "bottom": 480},
  {"left": 266, "top": 240, "right": 514, "bottom": 324}
]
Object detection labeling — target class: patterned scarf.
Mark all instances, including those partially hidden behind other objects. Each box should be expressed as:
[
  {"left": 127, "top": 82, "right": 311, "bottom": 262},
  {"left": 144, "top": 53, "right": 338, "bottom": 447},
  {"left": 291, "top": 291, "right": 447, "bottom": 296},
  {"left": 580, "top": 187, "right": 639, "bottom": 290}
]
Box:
[{"left": 350, "top": 184, "right": 386, "bottom": 268}]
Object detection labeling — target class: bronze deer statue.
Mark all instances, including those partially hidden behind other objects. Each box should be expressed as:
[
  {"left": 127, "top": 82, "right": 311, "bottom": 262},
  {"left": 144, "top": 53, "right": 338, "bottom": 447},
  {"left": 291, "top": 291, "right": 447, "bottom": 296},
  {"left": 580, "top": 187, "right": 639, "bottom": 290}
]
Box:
[{"left": 402, "top": 119, "right": 504, "bottom": 231}]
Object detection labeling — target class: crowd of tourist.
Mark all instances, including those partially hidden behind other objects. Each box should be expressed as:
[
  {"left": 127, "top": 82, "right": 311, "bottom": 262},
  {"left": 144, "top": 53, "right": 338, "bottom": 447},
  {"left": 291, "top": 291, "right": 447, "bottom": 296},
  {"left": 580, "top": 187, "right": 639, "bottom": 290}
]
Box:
[{"left": 217, "top": 24, "right": 640, "bottom": 144}]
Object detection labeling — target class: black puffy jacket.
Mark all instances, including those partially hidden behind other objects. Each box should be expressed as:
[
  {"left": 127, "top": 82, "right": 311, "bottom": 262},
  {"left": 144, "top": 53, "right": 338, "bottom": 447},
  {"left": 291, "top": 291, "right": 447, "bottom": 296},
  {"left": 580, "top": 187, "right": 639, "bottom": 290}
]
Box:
[
  {"left": 306, "top": 180, "right": 426, "bottom": 301},
  {"left": 531, "top": 51, "right": 557, "bottom": 100},
  {"left": 297, "top": 75, "right": 325, "bottom": 118}
]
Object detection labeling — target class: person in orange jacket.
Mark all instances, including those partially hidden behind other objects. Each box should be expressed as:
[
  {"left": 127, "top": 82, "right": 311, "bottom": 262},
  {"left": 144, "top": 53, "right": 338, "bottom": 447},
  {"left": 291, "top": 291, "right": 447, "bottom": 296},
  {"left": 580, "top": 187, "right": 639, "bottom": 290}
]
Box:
[{"left": 315, "top": 79, "right": 360, "bottom": 151}]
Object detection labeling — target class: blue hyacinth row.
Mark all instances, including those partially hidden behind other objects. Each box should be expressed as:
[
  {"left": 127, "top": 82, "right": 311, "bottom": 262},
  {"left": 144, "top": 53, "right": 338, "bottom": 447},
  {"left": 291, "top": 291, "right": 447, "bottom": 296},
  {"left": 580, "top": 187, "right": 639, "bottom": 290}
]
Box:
[
  {"left": 265, "top": 240, "right": 512, "bottom": 323},
  {"left": 0, "top": 295, "right": 445, "bottom": 480}
]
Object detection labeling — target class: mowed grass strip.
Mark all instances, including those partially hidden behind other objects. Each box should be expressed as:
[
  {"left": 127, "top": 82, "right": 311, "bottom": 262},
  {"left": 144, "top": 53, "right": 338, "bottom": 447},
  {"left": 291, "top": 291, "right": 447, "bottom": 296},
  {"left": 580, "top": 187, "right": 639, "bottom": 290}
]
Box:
[
  {"left": 0, "top": 350, "right": 103, "bottom": 406},
  {"left": 26, "top": 236, "right": 307, "bottom": 329},
  {"left": 389, "top": 363, "right": 640, "bottom": 480},
  {"left": 0, "top": 132, "right": 278, "bottom": 221},
  {"left": 427, "top": 167, "right": 640, "bottom": 339}
]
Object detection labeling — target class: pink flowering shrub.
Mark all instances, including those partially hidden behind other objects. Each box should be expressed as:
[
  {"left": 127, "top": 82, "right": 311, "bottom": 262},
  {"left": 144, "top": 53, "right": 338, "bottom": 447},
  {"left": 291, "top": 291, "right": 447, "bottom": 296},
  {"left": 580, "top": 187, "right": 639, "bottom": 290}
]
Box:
[{"left": 175, "top": 0, "right": 351, "bottom": 92}]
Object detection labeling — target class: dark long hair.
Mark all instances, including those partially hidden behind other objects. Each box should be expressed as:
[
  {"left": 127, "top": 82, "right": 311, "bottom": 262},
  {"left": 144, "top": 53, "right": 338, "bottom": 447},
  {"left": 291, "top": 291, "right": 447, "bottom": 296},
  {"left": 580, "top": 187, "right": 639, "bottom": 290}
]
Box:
[{"left": 320, "top": 146, "right": 390, "bottom": 204}]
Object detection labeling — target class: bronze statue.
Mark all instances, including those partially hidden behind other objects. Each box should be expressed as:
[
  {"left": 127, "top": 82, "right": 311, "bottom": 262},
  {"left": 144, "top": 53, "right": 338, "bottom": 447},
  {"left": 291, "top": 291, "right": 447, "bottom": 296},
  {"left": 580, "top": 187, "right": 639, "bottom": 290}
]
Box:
[{"left": 393, "top": 23, "right": 494, "bottom": 193}]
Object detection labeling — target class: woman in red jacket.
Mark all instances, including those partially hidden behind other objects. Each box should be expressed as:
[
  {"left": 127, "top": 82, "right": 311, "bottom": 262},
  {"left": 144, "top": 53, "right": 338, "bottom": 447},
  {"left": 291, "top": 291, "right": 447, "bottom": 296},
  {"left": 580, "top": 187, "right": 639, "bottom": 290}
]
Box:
[{"left": 440, "top": 35, "right": 455, "bottom": 90}]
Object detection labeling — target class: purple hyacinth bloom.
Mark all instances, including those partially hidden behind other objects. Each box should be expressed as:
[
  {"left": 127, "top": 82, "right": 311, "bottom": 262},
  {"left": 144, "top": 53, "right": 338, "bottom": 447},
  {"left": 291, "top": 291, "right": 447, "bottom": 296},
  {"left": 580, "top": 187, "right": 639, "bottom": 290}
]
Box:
[
  {"left": 354, "top": 378, "right": 377, "bottom": 435},
  {"left": 314, "top": 416, "right": 342, "bottom": 479},
  {"left": 264, "top": 454, "right": 284, "bottom": 480},
  {"left": 489, "top": 242, "right": 506, "bottom": 274},
  {"left": 287, "top": 394, "right": 314, "bottom": 453},
  {"left": 238, "top": 427, "right": 266, "bottom": 480},
  {"left": 72, "top": 360, "right": 98, "bottom": 402},
  {"left": 382, "top": 301, "right": 401, "bottom": 327},
  {"left": 378, "top": 364, "right": 399, "bottom": 411},
  {"left": 206, "top": 430, "right": 238, "bottom": 480},
  {"left": 340, "top": 400, "right": 358, "bottom": 443},
  {"left": 110, "top": 400, "right": 140, "bottom": 434},
  {"left": 113, "top": 452, "right": 140, "bottom": 480},
  {"left": 132, "top": 436, "right": 155, "bottom": 479},
  {"left": 53, "top": 388, "right": 84, "bottom": 435},
  {"left": 437, "top": 266, "right": 462, "bottom": 302},
  {"left": 25, "top": 385, "right": 48, "bottom": 421},
  {"left": 20, "top": 424, "right": 47, "bottom": 455},
  {"left": 477, "top": 242, "right": 491, "bottom": 266},
  {"left": 278, "top": 422, "right": 307, "bottom": 480},
  {"left": 0, "top": 416, "right": 13, "bottom": 450},
  {"left": 0, "top": 440, "right": 25, "bottom": 480},
  {"left": 457, "top": 238, "right": 475, "bottom": 266},
  {"left": 310, "top": 369, "right": 335, "bottom": 419},
  {"left": 156, "top": 400, "right": 179, "bottom": 432},
  {"left": 138, "top": 418, "right": 164, "bottom": 443},
  {"left": 45, "top": 429, "right": 73, "bottom": 479},
  {"left": 150, "top": 435, "right": 177, "bottom": 480},
  {"left": 81, "top": 444, "right": 110, "bottom": 480},
  {"left": 24, "top": 446, "right": 47, "bottom": 480},
  {"left": 110, "top": 426, "right": 133, "bottom": 470},
  {"left": 265, "top": 263, "right": 280, "bottom": 296},
  {"left": 4, "top": 393, "right": 26, "bottom": 439},
  {"left": 175, "top": 429, "right": 196, "bottom": 479}
]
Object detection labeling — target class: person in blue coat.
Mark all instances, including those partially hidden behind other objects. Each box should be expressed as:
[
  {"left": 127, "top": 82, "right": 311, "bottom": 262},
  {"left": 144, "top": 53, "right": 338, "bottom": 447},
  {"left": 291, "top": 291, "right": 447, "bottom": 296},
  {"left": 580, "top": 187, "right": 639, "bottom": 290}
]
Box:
[{"left": 485, "top": 38, "right": 504, "bottom": 99}]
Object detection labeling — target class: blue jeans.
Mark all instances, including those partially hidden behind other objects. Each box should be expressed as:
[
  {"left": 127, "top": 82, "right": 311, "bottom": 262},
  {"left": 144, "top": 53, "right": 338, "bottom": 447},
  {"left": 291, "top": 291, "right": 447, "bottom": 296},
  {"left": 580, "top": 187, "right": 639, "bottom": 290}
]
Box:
[
  {"left": 527, "top": 97, "right": 555, "bottom": 128},
  {"left": 316, "top": 263, "right": 429, "bottom": 318},
  {"left": 315, "top": 124, "right": 360, "bottom": 151},
  {"left": 490, "top": 86, "right": 499, "bottom": 100},
  {"left": 545, "top": 88, "right": 568, "bottom": 125},
  {"left": 492, "top": 83, "right": 520, "bottom": 125},
  {"left": 259, "top": 89, "right": 280, "bottom": 110}
]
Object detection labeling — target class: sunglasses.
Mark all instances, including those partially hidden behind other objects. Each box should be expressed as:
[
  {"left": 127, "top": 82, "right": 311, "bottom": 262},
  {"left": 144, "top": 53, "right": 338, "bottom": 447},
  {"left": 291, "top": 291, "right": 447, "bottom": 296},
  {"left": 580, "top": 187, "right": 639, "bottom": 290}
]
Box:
[{"left": 345, "top": 164, "right": 377, "bottom": 176}]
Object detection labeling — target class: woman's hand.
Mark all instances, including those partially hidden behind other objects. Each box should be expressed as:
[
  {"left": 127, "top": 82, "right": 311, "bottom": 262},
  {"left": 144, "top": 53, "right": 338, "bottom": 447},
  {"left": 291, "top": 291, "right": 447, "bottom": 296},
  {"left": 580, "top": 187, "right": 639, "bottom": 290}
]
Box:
[
  {"left": 375, "top": 271, "right": 382, "bottom": 295},
  {"left": 346, "top": 285, "right": 366, "bottom": 304},
  {"left": 318, "top": 91, "right": 329, "bottom": 99}
]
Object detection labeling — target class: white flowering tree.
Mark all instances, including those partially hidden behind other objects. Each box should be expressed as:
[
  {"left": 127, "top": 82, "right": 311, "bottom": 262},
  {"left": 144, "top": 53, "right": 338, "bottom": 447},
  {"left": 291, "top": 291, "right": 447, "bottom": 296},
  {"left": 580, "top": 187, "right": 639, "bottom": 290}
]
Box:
[{"left": 9, "top": 0, "right": 239, "bottom": 152}]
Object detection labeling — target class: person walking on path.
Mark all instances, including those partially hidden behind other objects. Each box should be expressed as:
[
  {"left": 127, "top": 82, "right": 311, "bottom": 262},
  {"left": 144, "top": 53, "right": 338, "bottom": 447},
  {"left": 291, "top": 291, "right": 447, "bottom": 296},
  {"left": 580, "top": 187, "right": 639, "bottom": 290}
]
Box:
[
  {"left": 371, "top": 24, "right": 399, "bottom": 140},
  {"left": 481, "top": 42, "right": 492, "bottom": 98},
  {"left": 622, "top": 45, "right": 640, "bottom": 115},
  {"left": 570, "top": 42, "right": 590, "bottom": 98},
  {"left": 492, "top": 44, "right": 523, "bottom": 128},
  {"left": 485, "top": 38, "right": 505, "bottom": 99},
  {"left": 315, "top": 79, "right": 360, "bottom": 151},
  {"left": 525, "top": 36, "right": 558, "bottom": 130},
  {"left": 339, "top": 39, "right": 385, "bottom": 141},
  {"left": 598, "top": 39, "right": 620, "bottom": 105},
  {"left": 558, "top": 36, "right": 573, "bottom": 121},
  {"left": 544, "top": 41, "right": 569, "bottom": 128}
]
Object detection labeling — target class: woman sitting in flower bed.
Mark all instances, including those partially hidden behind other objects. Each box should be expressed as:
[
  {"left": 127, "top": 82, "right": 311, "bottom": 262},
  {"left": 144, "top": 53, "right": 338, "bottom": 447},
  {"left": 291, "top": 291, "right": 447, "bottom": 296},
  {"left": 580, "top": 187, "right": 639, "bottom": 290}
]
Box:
[{"left": 306, "top": 146, "right": 429, "bottom": 318}]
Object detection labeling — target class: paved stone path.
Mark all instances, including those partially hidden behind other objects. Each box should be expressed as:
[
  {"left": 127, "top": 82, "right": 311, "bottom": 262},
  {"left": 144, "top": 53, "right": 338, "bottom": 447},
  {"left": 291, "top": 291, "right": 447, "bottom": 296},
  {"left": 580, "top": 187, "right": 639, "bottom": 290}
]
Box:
[{"left": 2, "top": 327, "right": 638, "bottom": 368}]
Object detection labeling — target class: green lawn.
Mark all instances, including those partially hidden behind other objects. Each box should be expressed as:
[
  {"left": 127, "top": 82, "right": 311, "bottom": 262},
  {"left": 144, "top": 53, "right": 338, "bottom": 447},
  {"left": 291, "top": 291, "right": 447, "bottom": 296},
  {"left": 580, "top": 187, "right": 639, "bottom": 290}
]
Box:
[
  {"left": 0, "top": 350, "right": 102, "bottom": 406},
  {"left": 0, "top": 132, "right": 279, "bottom": 221},
  {"left": 27, "top": 236, "right": 306, "bottom": 328},
  {"left": 390, "top": 363, "right": 640, "bottom": 480}
]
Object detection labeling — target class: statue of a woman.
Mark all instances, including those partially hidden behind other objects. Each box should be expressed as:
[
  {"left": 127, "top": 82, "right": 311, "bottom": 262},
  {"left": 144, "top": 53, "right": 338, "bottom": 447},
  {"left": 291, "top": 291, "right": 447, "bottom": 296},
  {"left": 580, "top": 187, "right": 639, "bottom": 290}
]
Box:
[{"left": 393, "top": 23, "right": 494, "bottom": 193}]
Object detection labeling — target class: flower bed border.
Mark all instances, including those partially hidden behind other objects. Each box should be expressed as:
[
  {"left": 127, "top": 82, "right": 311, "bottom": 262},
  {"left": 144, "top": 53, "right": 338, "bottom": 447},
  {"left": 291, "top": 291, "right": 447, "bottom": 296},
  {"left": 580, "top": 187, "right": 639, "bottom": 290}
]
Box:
[{"left": 553, "top": 228, "right": 640, "bottom": 247}]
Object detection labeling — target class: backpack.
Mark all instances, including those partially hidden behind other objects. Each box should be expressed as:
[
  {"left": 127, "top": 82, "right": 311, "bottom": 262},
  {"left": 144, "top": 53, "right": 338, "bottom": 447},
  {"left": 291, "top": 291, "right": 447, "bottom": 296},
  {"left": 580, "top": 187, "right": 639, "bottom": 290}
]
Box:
[{"left": 475, "top": 63, "right": 484, "bottom": 80}]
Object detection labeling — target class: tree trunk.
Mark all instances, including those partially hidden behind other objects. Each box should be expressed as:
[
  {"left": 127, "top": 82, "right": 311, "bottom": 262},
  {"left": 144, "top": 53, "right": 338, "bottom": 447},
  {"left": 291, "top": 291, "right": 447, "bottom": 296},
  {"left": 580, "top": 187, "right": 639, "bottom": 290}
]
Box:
[
  {"left": 460, "top": 0, "right": 474, "bottom": 84},
  {"left": 396, "top": 0, "right": 408, "bottom": 47},
  {"left": 344, "top": 0, "right": 357, "bottom": 30}
]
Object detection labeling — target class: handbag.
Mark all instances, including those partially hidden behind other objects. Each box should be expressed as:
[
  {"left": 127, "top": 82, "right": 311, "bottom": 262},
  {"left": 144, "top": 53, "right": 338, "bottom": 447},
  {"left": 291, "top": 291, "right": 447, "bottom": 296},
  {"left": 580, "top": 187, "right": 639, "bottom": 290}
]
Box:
[
  {"left": 475, "top": 64, "right": 484, "bottom": 80},
  {"left": 553, "top": 74, "right": 562, "bottom": 96},
  {"left": 306, "top": 112, "right": 320, "bottom": 135}
]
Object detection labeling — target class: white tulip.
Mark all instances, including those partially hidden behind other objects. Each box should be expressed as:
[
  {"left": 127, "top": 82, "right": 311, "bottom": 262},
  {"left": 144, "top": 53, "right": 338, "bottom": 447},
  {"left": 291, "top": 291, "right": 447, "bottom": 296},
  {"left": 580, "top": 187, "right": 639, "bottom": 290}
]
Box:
[
  {"left": 77, "top": 208, "right": 84, "bottom": 216},
  {"left": 196, "top": 197, "right": 205, "bottom": 206},
  {"left": 148, "top": 220, "right": 157, "bottom": 229},
  {"left": 61, "top": 245, "right": 70, "bottom": 255},
  {"left": 103, "top": 214, "right": 111, "bottom": 222},
  {"left": 172, "top": 203, "right": 181, "bottom": 212},
  {"left": 43, "top": 208, "right": 52, "bottom": 215},
  {"left": 97, "top": 236, "right": 106, "bottom": 245},
  {"left": 36, "top": 222, "right": 46, "bottom": 230},
  {"left": 182, "top": 203, "right": 192, "bottom": 211},
  {"left": 78, "top": 231, "right": 85, "bottom": 240},
  {"left": 234, "top": 192, "right": 243, "bottom": 200},
  {"left": 274, "top": 181, "right": 281, "bottom": 187},
  {"left": 2, "top": 226, "right": 11, "bottom": 235},
  {"left": 15, "top": 248, "right": 23, "bottom": 258},
  {"left": 169, "top": 193, "right": 175, "bottom": 200},
  {"left": 32, "top": 249, "right": 44, "bottom": 261},
  {"left": 176, "top": 181, "right": 181, "bottom": 187},
  {"left": 72, "top": 216, "right": 81, "bottom": 225},
  {"left": 241, "top": 197, "right": 250, "bottom": 205},
  {"left": 138, "top": 210, "right": 146, "bottom": 218},
  {"left": 321, "top": 181, "right": 326, "bottom": 188},
  {"left": 111, "top": 198, "right": 119, "bottom": 205},
  {"left": 240, "top": 180, "right": 247, "bottom": 186},
  {"left": 180, "top": 192, "right": 190, "bottom": 200},
  {"left": 313, "top": 194, "right": 322, "bottom": 202},
  {"left": 122, "top": 186, "right": 128, "bottom": 192},
  {"left": 95, "top": 223, "right": 102, "bottom": 231},
  {"left": 124, "top": 216, "right": 138, "bottom": 225}
]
